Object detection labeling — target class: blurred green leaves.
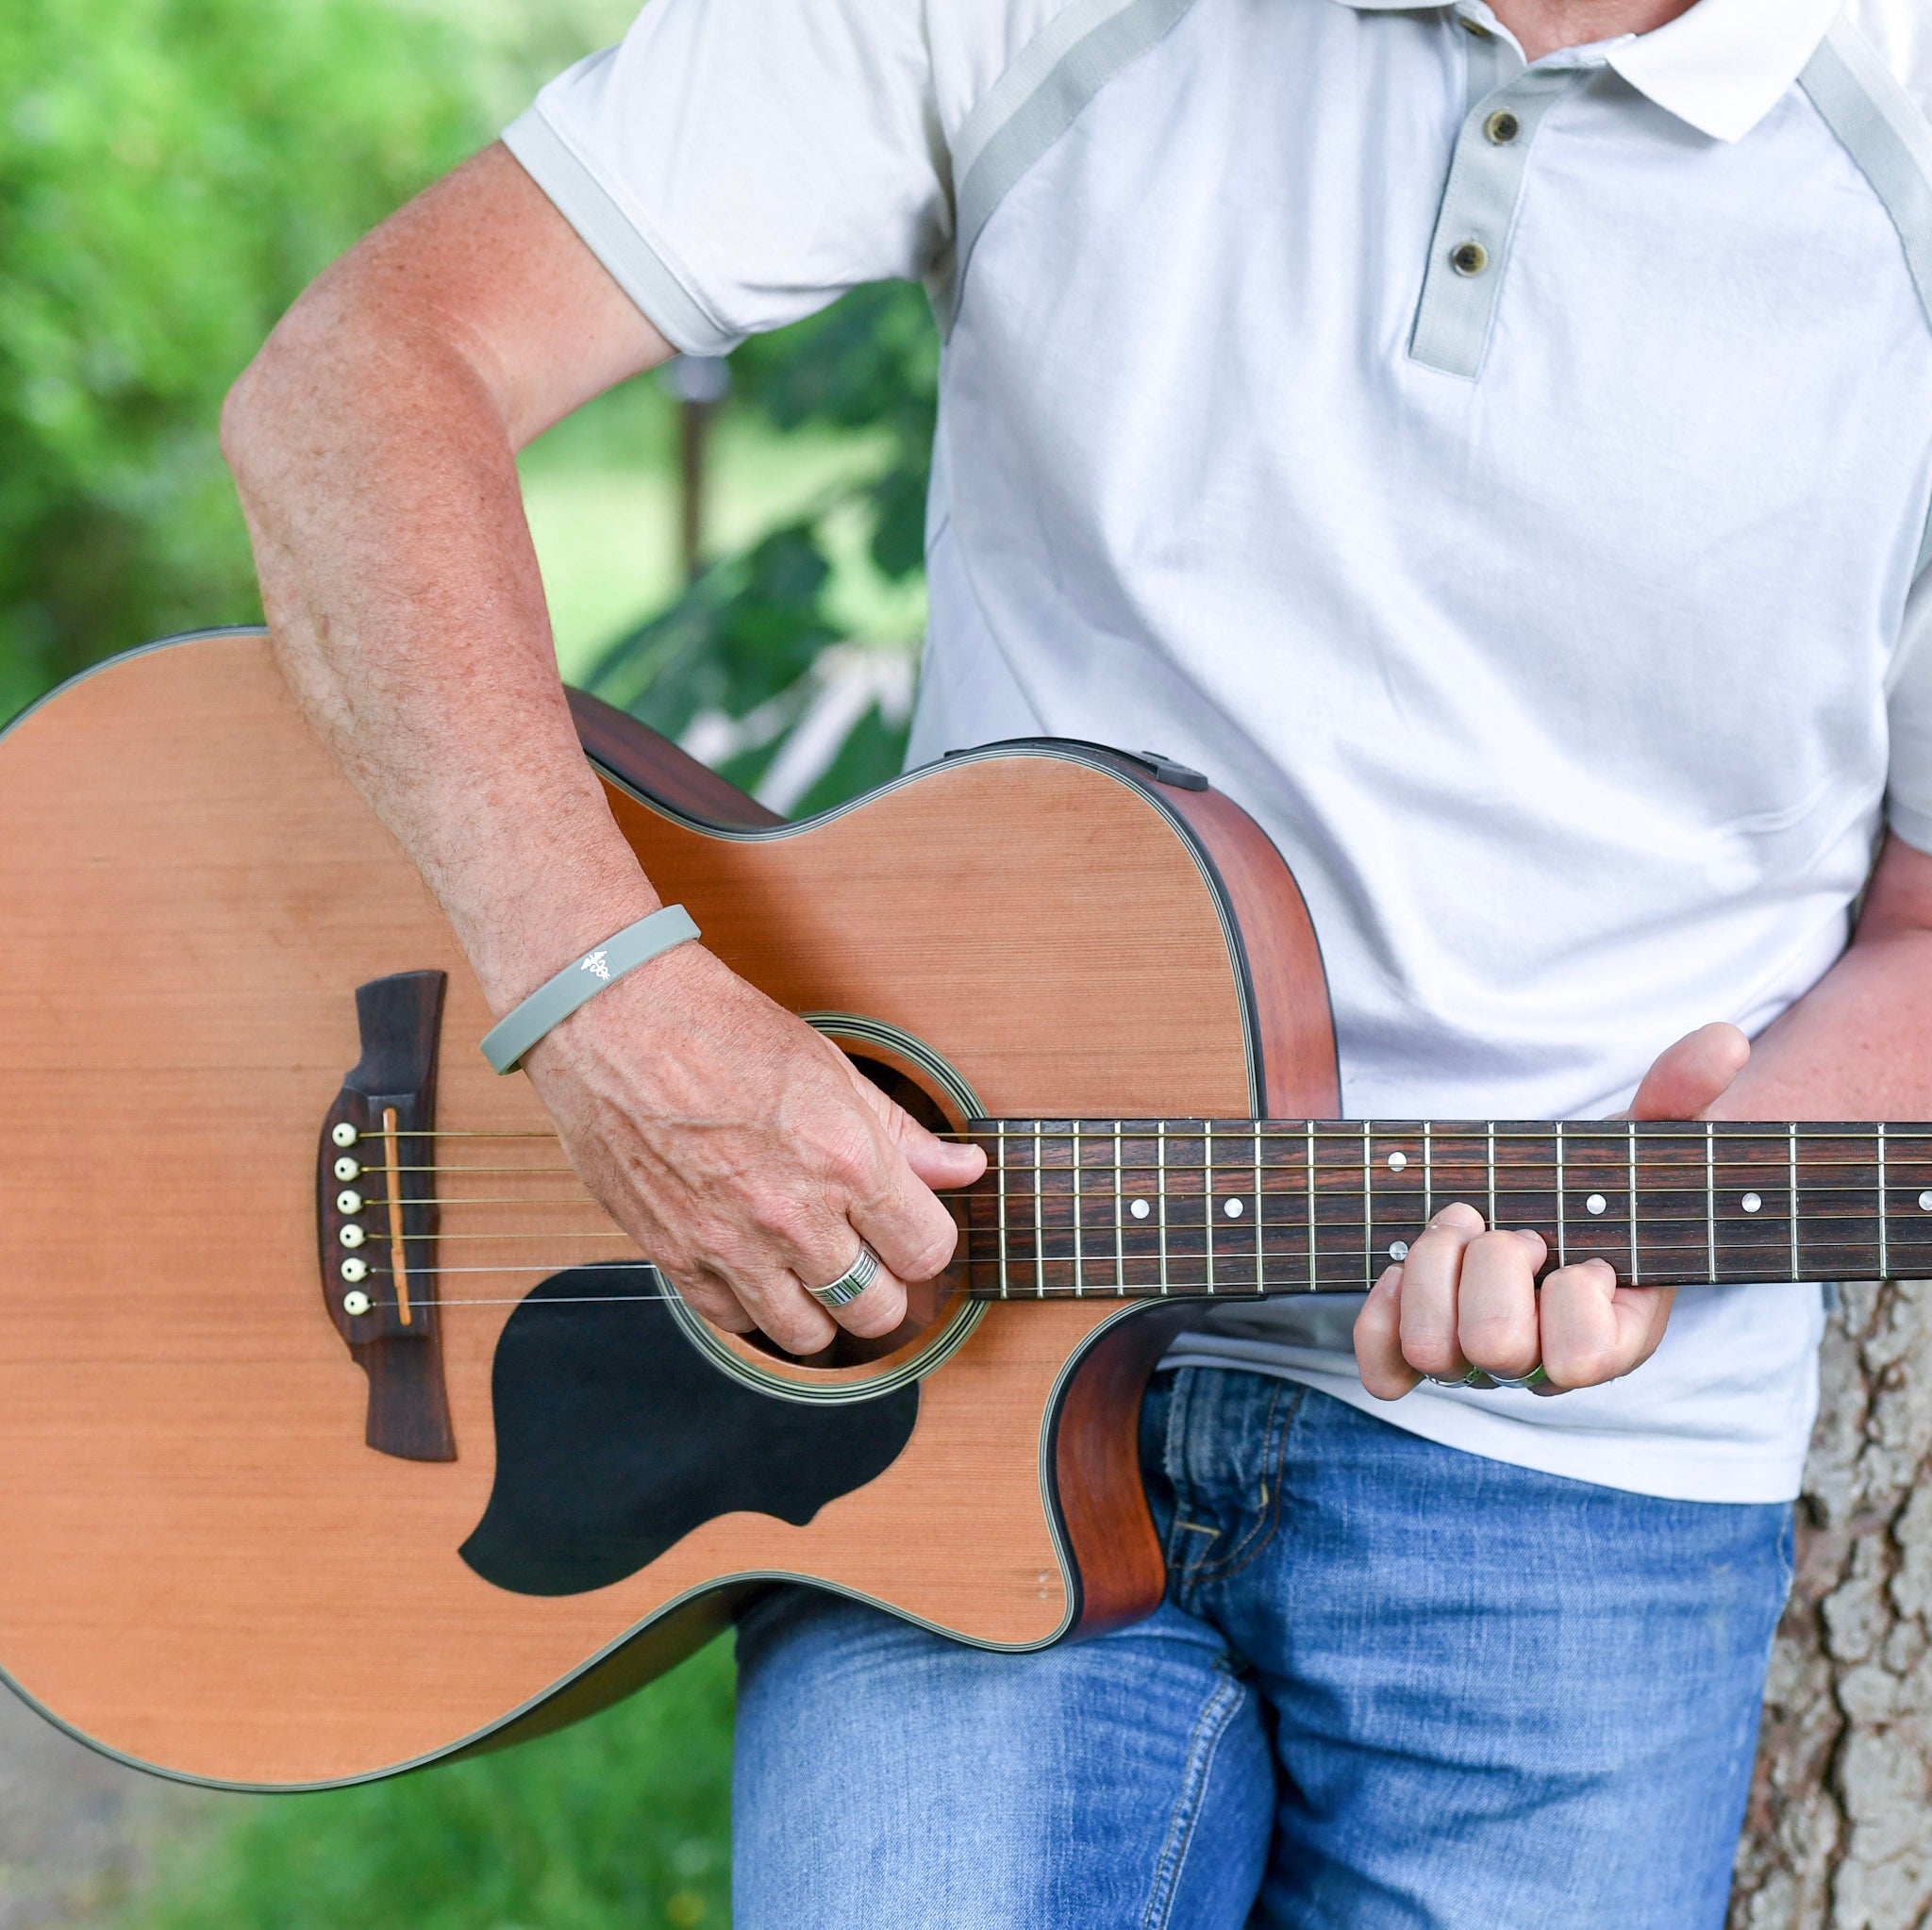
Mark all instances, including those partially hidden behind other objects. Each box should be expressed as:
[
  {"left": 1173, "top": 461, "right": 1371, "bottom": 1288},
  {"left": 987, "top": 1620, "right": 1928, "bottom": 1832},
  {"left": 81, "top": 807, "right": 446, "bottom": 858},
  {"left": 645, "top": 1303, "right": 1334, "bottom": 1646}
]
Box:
[
  {"left": 587, "top": 283, "right": 938, "bottom": 810},
  {"left": 0, "top": 0, "right": 486, "bottom": 723},
  {"left": 0, "top": 2, "right": 939, "bottom": 817}
]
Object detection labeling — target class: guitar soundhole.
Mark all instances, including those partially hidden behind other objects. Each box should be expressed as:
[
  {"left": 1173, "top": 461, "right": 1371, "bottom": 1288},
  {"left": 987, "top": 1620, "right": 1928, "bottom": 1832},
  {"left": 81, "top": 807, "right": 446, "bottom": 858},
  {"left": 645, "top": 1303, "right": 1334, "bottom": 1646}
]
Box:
[{"left": 737, "top": 1049, "right": 966, "bottom": 1370}]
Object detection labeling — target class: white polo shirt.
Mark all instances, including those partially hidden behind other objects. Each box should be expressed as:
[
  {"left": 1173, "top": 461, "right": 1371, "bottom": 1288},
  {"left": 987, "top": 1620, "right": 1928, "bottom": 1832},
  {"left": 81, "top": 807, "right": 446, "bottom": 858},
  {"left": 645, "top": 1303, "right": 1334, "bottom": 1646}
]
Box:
[{"left": 507, "top": 0, "right": 1932, "bottom": 1502}]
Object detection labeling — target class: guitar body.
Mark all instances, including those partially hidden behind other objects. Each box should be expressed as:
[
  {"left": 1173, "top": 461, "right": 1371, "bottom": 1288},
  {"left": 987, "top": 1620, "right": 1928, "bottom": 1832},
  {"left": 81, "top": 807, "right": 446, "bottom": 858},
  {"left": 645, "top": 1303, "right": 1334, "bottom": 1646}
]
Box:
[{"left": 0, "top": 631, "right": 1336, "bottom": 1789}]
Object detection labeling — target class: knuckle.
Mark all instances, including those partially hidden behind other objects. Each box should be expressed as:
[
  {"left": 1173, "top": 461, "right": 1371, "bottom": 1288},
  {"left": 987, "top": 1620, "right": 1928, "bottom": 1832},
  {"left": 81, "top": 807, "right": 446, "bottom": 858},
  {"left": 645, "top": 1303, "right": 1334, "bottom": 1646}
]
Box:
[
  {"left": 757, "top": 1194, "right": 824, "bottom": 1257},
  {"left": 1546, "top": 1337, "right": 1617, "bottom": 1387},
  {"left": 841, "top": 1281, "right": 908, "bottom": 1339},
  {"left": 823, "top": 1123, "right": 885, "bottom": 1195},
  {"left": 1404, "top": 1334, "right": 1460, "bottom": 1376},
  {"left": 899, "top": 1221, "right": 958, "bottom": 1282}
]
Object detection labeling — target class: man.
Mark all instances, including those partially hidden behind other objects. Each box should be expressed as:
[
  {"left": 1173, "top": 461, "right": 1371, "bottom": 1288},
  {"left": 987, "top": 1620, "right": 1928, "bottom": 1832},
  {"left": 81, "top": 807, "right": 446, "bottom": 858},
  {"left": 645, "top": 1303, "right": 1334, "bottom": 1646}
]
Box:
[{"left": 221, "top": 0, "right": 1932, "bottom": 1920}]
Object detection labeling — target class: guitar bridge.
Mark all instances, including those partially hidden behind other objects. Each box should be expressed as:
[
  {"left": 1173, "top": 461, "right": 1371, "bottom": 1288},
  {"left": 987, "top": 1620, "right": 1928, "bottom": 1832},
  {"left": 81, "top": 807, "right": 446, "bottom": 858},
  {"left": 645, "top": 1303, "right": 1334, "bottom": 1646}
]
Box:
[{"left": 316, "top": 971, "right": 456, "bottom": 1461}]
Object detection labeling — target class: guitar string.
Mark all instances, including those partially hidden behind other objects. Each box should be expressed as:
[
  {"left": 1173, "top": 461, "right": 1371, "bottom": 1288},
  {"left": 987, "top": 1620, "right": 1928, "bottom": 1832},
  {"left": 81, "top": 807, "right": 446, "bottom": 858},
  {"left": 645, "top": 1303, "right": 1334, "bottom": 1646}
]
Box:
[
  {"left": 342, "top": 1223, "right": 1927, "bottom": 1275},
  {"left": 364, "top": 1205, "right": 1932, "bottom": 1236},
  {"left": 354, "top": 1161, "right": 1928, "bottom": 1190}
]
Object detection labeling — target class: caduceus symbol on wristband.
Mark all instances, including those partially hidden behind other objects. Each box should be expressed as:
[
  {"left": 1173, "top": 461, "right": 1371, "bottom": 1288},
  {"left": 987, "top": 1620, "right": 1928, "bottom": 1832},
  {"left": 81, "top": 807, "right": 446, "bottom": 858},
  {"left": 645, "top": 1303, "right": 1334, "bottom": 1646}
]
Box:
[{"left": 578, "top": 949, "right": 610, "bottom": 980}]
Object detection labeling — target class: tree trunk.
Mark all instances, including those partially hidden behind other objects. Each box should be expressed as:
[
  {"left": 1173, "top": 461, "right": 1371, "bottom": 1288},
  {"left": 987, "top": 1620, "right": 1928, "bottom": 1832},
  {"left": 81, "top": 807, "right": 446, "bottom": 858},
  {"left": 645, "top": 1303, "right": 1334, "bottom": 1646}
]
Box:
[{"left": 1731, "top": 1281, "right": 1932, "bottom": 1926}]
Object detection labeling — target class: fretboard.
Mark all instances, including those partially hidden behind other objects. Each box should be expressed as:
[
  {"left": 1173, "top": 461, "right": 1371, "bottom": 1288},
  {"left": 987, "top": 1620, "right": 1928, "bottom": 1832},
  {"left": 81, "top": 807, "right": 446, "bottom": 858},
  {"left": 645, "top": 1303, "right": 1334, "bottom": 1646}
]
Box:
[{"left": 957, "top": 1120, "right": 1932, "bottom": 1300}]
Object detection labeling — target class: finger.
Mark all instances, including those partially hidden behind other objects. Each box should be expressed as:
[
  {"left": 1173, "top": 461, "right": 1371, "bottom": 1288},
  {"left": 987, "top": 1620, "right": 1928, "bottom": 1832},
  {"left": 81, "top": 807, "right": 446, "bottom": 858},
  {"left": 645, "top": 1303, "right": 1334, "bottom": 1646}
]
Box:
[
  {"left": 846, "top": 1064, "right": 988, "bottom": 1190},
  {"left": 733, "top": 1270, "right": 841, "bottom": 1356},
  {"left": 1538, "top": 1265, "right": 1674, "bottom": 1390},
  {"left": 842, "top": 1137, "right": 964, "bottom": 1285},
  {"left": 1395, "top": 1202, "right": 1489, "bottom": 1378},
  {"left": 1354, "top": 1265, "right": 1421, "bottom": 1400},
  {"left": 713, "top": 1180, "right": 913, "bottom": 1339},
  {"left": 664, "top": 1265, "right": 756, "bottom": 1334},
  {"left": 1625, "top": 1022, "right": 1750, "bottom": 1121},
  {"left": 1456, "top": 1227, "right": 1546, "bottom": 1379},
  {"left": 773, "top": 1215, "right": 911, "bottom": 1341}
]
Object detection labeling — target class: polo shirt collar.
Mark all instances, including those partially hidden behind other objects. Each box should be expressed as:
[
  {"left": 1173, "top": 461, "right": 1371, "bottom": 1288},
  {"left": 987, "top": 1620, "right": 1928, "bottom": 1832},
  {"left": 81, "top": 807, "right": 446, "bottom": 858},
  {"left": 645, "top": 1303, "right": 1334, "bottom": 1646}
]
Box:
[{"left": 1328, "top": 0, "right": 1843, "bottom": 142}]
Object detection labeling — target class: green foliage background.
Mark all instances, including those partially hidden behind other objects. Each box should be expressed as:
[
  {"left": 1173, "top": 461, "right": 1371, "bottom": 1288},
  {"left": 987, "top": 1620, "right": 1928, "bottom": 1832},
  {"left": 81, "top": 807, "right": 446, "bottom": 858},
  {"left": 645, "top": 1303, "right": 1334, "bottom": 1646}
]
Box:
[
  {"left": 0, "top": 3, "right": 938, "bottom": 1924},
  {"left": 0, "top": 0, "right": 480, "bottom": 721}
]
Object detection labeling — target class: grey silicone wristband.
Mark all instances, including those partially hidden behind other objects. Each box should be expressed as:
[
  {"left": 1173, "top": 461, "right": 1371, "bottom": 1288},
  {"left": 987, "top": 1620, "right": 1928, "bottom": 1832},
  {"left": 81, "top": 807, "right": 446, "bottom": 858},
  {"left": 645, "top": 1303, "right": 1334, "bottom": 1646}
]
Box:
[{"left": 479, "top": 904, "right": 700, "bottom": 1074}]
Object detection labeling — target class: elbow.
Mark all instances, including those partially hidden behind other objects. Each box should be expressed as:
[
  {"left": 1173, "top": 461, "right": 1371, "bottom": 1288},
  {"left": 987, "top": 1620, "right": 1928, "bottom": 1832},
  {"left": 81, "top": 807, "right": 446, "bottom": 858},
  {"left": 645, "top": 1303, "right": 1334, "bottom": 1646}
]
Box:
[
  {"left": 220, "top": 311, "right": 311, "bottom": 491},
  {"left": 220, "top": 278, "right": 369, "bottom": 489}
]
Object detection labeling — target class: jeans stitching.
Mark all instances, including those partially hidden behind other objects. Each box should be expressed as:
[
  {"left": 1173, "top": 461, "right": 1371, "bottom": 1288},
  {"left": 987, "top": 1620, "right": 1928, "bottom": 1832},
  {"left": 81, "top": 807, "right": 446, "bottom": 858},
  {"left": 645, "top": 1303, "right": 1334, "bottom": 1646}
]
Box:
[
  {"left": 1138, "top": 1667, "right": 1247, "bottom": 1930},
  {"left": 1186, "top": 1381, "right": 1306, "bottom": 1589},
  {"left": 1174, "top": 1381, "right": 1280, "bottom": 1584}
]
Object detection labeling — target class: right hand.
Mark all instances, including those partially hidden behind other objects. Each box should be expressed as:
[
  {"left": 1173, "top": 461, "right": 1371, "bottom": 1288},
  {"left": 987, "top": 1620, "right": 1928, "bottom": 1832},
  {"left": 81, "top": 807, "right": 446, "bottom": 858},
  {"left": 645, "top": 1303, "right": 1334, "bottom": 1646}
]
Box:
[{"left": 521, "top": 939, "right": 987, "bottom": 1355}]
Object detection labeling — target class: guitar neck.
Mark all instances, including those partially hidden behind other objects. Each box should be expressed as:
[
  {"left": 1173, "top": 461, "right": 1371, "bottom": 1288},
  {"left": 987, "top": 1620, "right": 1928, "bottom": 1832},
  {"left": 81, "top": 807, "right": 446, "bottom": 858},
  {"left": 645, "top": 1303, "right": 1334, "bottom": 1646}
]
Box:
[{"left": 958, "top": 1119, "right": 1932, "bottom": 1300}]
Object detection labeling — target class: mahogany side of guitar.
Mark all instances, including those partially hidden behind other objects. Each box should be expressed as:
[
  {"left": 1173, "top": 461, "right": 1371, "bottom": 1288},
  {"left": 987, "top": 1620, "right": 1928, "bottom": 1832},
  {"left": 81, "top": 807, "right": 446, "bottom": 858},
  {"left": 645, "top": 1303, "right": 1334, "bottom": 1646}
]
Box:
[{"left": 0, "top": 632, "right": 1336, "bottom": 1788}]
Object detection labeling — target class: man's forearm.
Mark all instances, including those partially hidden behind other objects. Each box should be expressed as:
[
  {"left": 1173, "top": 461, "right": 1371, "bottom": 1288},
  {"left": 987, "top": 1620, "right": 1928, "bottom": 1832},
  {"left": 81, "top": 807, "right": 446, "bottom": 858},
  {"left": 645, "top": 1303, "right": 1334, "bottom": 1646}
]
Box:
[{"left": 222, "top": 148, "right": 672, "bottom": 1011}]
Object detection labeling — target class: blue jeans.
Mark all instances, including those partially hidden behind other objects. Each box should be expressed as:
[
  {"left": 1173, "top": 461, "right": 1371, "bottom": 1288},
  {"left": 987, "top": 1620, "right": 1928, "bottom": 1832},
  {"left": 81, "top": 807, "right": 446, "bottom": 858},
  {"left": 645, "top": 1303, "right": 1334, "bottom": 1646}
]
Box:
[{"left": 733, "top": 1369, "right": 1792, "bottom": 1928}]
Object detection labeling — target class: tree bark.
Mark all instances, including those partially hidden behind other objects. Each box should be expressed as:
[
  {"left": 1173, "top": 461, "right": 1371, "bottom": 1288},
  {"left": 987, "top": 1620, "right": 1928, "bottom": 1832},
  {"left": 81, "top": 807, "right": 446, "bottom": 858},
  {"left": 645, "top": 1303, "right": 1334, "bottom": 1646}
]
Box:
[{"left": 1731, "top": 1281, "right": 1932, "bottom": 1927}]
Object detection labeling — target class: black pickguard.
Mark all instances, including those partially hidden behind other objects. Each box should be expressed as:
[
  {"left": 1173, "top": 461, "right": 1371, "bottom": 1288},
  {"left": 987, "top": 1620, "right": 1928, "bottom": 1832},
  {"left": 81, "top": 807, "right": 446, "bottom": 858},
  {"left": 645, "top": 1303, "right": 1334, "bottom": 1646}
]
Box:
[{"left": 458, "top": 1268, "right": 918, "bottom": 1597}]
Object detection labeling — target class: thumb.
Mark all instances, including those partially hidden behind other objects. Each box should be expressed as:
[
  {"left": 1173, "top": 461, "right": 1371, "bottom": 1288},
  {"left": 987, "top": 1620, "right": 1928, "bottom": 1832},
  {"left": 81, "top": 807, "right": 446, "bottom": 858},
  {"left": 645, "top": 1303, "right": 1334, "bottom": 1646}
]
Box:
[
  {"left": 846, "top": 1064, "right": 988, "bottom": 1190},
  {"left": 1624, "top": 1022, "right": 1750, "bottom": 1122}
]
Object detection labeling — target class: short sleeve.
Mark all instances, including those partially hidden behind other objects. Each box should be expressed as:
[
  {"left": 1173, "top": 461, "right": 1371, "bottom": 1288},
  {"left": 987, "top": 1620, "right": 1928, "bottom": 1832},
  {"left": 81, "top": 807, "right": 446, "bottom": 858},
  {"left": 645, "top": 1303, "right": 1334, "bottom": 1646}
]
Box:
[
  {"left": 1888, "top": 562, "right": 1932, "bottom": 852},
  {"left": 502, "top": 0, "right": 951, "bottom": 356}
]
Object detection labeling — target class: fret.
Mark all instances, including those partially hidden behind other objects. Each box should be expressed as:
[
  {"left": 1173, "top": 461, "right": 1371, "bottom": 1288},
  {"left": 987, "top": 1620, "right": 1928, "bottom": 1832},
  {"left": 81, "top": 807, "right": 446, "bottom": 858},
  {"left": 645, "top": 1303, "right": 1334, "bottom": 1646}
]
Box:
[
  {"left": 1705, "top": 1120, "right": 1717, "bottom": 1283},
  {"left": 1879, "top": 1122, "right": 1890, "bottom": 1280},
  {"left": 1555, "top": 1122, "right": 1567, "bottom": 1268},
  {"left": 997, "top": 1122, "right": 1008, "bottom": 1299},
  {"left": 1114, "top": 1121, "right": 1124, "bottom": 1294},
  {"left": 1306, "top": 1120, "right": 1317, "bottom": 1289},
  {"left": 1627, "top": 1119, "right": 1640, "bottom": 1285},
  {"left": 1789, "top": 1123, "right": 1799, "bottom": 1281},
  {"left": 1254, "top": 1125, "right": 1265, "bottom": 1293},
  {"left": 1487, "top": 1122, "right": 1496, "bottom": 1233},
  {"left": 1203, "top": 1121, "right": 1215, "bottom": 1296},
  {"left": 1033, "top": 1125, "right": 1045, "bottom": 1299},
  {"left": 1072, "top": 1119, "right": 1083, "bottom": 1298},
  {"left": 1424, "top": 1121, "right": 1434, "bottom": 1223},
  {"left": 1157, "top": 1121, "right": 1169, "bottom": 1297},
  {"left": 1361, "top": 1120, "right": 1373, "bottom": 1290}
]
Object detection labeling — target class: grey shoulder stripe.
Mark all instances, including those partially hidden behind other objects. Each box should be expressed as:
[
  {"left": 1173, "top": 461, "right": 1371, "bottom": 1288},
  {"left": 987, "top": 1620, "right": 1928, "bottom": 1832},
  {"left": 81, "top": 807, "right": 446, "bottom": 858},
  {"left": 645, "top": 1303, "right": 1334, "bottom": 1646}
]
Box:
[
  {"left": 938, "top": 0, "right": 1201, "bottom": 337},
  {"left": 1798, "top": 19, "right": 1932, "bottom": 574},
  {"left": 502, "top": 108, "right": 739, "bottom": 358}
]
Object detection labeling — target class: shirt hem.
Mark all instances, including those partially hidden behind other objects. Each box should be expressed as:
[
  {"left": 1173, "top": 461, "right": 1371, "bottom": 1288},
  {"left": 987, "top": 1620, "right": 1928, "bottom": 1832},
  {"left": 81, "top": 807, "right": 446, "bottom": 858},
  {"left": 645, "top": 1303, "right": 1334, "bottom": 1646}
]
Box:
[{"left": 501, "top": 107, "right": 744, "bottom": 358}]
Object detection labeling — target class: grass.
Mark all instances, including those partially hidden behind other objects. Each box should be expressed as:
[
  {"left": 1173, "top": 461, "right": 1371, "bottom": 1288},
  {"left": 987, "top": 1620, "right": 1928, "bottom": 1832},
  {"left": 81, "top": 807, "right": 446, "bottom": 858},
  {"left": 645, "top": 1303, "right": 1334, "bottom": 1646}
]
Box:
[{"left": 118, "top": 1639, "right": 737, "bottom": 1930}]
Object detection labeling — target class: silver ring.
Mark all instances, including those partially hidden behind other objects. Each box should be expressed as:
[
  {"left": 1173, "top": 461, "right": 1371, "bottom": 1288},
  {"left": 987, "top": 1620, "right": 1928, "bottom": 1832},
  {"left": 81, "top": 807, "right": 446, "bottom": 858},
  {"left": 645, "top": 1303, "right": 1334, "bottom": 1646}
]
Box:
[
  {"left": 1424, "top": 1364, "right": 1548, "bottom": 1391},
  {"left": 806, "top": 1240, "right": 880, "bottom": 1309},
  {"left": 1488, "top": 1363, "right": 1548, "bottom": 1389}
]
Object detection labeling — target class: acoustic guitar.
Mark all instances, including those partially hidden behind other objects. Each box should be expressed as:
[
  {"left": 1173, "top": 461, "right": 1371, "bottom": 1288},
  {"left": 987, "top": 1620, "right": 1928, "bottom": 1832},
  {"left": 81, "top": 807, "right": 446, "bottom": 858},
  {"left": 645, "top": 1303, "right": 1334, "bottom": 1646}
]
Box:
[{"left": 0, "top": 630, "right": 1920, "bottom": 1790}]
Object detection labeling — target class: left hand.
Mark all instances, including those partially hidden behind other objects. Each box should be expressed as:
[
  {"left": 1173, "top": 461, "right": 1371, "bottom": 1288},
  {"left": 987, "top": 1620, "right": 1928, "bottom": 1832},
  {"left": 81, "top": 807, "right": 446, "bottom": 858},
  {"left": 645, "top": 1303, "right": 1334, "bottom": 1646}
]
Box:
[{"left": 1352, "top": 1022, "right": 1750, "bottom": 1399}]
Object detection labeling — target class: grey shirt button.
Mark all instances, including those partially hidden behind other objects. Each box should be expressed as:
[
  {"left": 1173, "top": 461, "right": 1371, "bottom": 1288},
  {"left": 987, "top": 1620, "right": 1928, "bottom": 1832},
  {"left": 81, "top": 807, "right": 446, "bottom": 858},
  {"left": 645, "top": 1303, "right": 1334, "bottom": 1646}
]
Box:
[
  {"left": 1485, "top": 108, "right": 1521, "bottom": 144},
  {"left": 1450, "top": 240, "right": 1490, "bottom": 275}
]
